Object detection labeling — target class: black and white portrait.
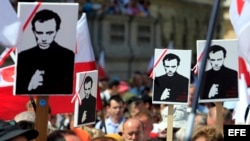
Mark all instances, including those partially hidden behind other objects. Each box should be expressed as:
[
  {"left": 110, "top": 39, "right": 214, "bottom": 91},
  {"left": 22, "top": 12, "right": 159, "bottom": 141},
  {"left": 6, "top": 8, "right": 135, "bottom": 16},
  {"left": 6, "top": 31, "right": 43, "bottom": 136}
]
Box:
[
  {"left": 74, "top": 70, "right": 97, "bottom": 127},
  {"left": 197, "top": 39, "right": 239, "bottom": 102},
  {"left": 152, "top": 49, "right": 192, "bottom": 105},
  {"left": 14, "top": 3, "right": 78, "bottom": 95}
]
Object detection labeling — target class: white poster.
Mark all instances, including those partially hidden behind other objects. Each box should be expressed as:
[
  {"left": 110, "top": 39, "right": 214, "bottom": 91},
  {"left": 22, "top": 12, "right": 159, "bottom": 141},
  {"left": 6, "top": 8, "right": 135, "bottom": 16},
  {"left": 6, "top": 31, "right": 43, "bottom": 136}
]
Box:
[{"left": 14, "top": 2, "right": 78, "bottom": 95}]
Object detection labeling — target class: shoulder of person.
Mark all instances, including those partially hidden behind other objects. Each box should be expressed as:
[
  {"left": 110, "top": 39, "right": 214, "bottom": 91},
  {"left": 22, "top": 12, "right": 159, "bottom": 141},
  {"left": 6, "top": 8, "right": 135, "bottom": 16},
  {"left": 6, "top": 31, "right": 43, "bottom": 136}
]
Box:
[{"left": 94, "top": 120, "right": 102, "bottom": 128}]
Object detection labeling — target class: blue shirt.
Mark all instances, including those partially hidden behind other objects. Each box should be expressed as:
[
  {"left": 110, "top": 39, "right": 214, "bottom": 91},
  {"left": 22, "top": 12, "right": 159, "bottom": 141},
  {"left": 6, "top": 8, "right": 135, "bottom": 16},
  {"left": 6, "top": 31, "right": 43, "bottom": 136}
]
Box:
[{"left": 95, "top": 116, "right": 126, "bottom": 134}]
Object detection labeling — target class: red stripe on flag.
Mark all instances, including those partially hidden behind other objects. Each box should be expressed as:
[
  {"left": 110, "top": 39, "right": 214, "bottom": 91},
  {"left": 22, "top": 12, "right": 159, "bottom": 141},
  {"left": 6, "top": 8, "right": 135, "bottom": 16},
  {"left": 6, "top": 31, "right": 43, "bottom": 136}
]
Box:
[
  {"left": 0, "top": 86, "right": 29, "bottom": 120},
  {"left": 239, "top": 57, "right": 250, "bottom": 87},
  {"left": 98, "top": 64, "right": 108, "bottom": 80},
  {"left": 237, "top": 0, "right": 245, "bottom": 15},
  {"left": 1, "top": 65, "right": 15, "bottom": 82}
]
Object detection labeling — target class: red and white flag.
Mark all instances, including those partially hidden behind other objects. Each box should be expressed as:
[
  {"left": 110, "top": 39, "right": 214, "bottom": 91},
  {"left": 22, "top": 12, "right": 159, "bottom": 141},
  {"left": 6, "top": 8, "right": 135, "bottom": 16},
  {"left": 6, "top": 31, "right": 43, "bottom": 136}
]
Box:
[
  {"left": 98, "top": 50, "right": 108, "bottom": 79},
  {"left": 230, "top": 0, "right": 250, "bottom": 71},
  {"left": 0, "top": 65, "right": 15, "bottom": 87},
  {"left": 229, "top": 0, "right": 250, "bottom": 124},
  {"left": 0, "top": 0, "right": 21, "bottom": 47},
  {"left": 0, "top": 54, "right": 29, "bottom": 120}
]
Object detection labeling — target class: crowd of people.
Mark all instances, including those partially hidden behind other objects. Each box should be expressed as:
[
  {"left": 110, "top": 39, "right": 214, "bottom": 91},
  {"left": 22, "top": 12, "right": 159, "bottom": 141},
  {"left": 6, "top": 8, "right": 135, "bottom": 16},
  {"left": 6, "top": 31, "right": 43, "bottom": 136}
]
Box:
[
  {"left": 82, "top": 0, "right": 151, "bottom": 17},
  {"left": 0, "top": 70, "right": 235, "bottom": 141}
]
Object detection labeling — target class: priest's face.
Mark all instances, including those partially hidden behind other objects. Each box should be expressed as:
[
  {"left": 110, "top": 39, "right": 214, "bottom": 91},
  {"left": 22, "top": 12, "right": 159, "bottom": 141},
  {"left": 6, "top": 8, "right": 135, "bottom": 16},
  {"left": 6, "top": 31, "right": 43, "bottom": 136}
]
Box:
[
  {"left": 33, "top": 19, "right": 57, "bottom": 50},
  {"left": 208, "top": 50, "right": 225, "bottom": 71},
  {"left": 163, "top": 59, "right": 178, "bottom": 77}
]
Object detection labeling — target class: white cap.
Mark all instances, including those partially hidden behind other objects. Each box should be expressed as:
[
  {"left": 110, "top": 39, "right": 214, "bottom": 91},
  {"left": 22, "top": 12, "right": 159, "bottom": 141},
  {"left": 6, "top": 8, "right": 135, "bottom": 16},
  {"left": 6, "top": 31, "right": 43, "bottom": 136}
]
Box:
[
  {"left": 14, "top": 111, "right": 35, "bottom": 122},
  {"left": 158, "top": 105, "right": 188, "bottom": 131}
]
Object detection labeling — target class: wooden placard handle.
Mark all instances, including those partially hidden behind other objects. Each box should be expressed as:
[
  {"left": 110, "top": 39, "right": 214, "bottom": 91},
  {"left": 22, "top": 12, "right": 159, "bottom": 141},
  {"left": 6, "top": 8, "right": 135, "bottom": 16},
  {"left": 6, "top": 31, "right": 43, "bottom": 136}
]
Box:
[
  {"left": 215, "top": 102, "right": 223, "bottom": 132},
  {"left": 167, "top": 104, "right": 174, "bottom": 141},
  {"left": 35, "top": 96, "right": 49, "bottom": 141}
]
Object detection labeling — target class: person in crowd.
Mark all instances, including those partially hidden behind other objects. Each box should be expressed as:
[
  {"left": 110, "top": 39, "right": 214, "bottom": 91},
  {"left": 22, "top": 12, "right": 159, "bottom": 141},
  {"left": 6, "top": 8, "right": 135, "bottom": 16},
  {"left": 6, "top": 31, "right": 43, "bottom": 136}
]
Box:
[
  {"left": 47, "top": 129, "right": 81, "bottom": 141},
  {"left": 175, "top": 110, "right": 207, "bottom": 141},
  {"left": 125, "top": 0, "right": 141, "bottom": 16},
  {"left": 195, "top": 112, "right": 207, "bottom": 125},
  {"left": 69, "top": 114, "right": 92, "bottom": 141},
  {"left": 191, "top": 125, "right": 224, "bottom": 141},
  {"left": 0, "top": 119, "right": 39, "bottom": 141},
  {"left": 206, "top": 106, "right": 234, "bottom": 126},
  {"left": 101, "top": 79, "right": 120, "bottom": 106},
  {"left": 91, "top": 136, "right": 116, "bottom": 141},
  {"left": 153, "top": 53, "right": 189, "bottom": 102},
  {"left": 129, "top": 71, "right": 145, "bottom": 96},
  {"left": 105, "top": 133, "right": 123, "bottom": 141},
  {"left": 201, "top": 44, "right": 238, "bottom": 99},
  {"left": 16, "top": 120, "right": 35, "bottom": 130},
  {"left": 138, "top": 0, "right": 151, "bottom": 17},
  {"left": 157, "top": 105, "right": 188, "bottom": 141},
  {"left": 134, "top": 111, "right": 159, "bottom": 141},
  {"left": 175, "top": 126, "right": 187, "bottom": 141},
  {"left": 78, "top": 76, "right": 96, "bottom": 125},
  {"left": 26, "top": 98, "right": 37, "bottom": 112},
  {"left": 95, "top": 95, "right": 126, "bottom": 134},
  {"left": 141, "top": 72, "right": 153, "bottom": 93},
  {"left": 15, "top": 9, "right": 75, "bottom": 94},
  {"left": 14, "top": 111, "right": 36, "bottom": 123},
  {"left": 129, "top": 95, "right": 153, "bottom": 118},
  {"left": 188, "top": 72, "right": 197, "bottom": 107},
  {"left": 83, "top": 0, "right": 102, "bottom": 16},
  {"left": 122, "top": 117, "right": 144, "bottom": 141}
]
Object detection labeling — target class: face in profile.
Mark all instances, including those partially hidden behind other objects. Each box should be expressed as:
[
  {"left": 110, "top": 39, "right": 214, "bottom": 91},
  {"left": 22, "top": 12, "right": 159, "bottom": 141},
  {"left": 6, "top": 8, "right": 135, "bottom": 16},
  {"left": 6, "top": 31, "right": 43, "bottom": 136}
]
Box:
[
  {"left": 208, "top": 50, "right": 225, "bottom": 71},
  {"left": 84, "top": 80, "right": 92, "bottom": 98},
  {"left": 163, "top": 59, "right": 178, "bottom": 77},
  {"left": 33, "top": 19, "right": 57, "bottom": 50}
]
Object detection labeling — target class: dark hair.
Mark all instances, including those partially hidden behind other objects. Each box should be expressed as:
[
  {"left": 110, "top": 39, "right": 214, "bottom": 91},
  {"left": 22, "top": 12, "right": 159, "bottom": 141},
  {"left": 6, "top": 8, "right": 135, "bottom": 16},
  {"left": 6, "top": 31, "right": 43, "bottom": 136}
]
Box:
[
  {"left": 108, "top": 79, "right": 120, "bottom": 89},
  {"left": 31, "top": 9, "right": 61, "bottom": 32},
  {"left": 208, "top": 45, "right": 227, "bottom": 58},
  {"left": 91, "top": 136, "right": 116, "bottom": 141},
  {"left": 162, "top": 53, "right": 180, "bottom": 66},
  {"left": 84, "top": 76, "right": 93, "bottom": 87},
  {"left": 47, "top": 130, "right": 77, "bottom": 141},
  {"left": 17, "top": 120, "right": 35, "bottom": 130},
  {"left": 108, "top": 95, "right": 124, "bottom": 106}
]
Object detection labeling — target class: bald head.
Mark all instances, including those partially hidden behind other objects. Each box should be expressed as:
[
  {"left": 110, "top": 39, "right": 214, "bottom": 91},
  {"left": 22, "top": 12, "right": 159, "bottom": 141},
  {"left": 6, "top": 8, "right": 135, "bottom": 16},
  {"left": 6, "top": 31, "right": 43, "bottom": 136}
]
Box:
[{"left": 122, "top": 118, "right": 144, "bottom": 141}]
